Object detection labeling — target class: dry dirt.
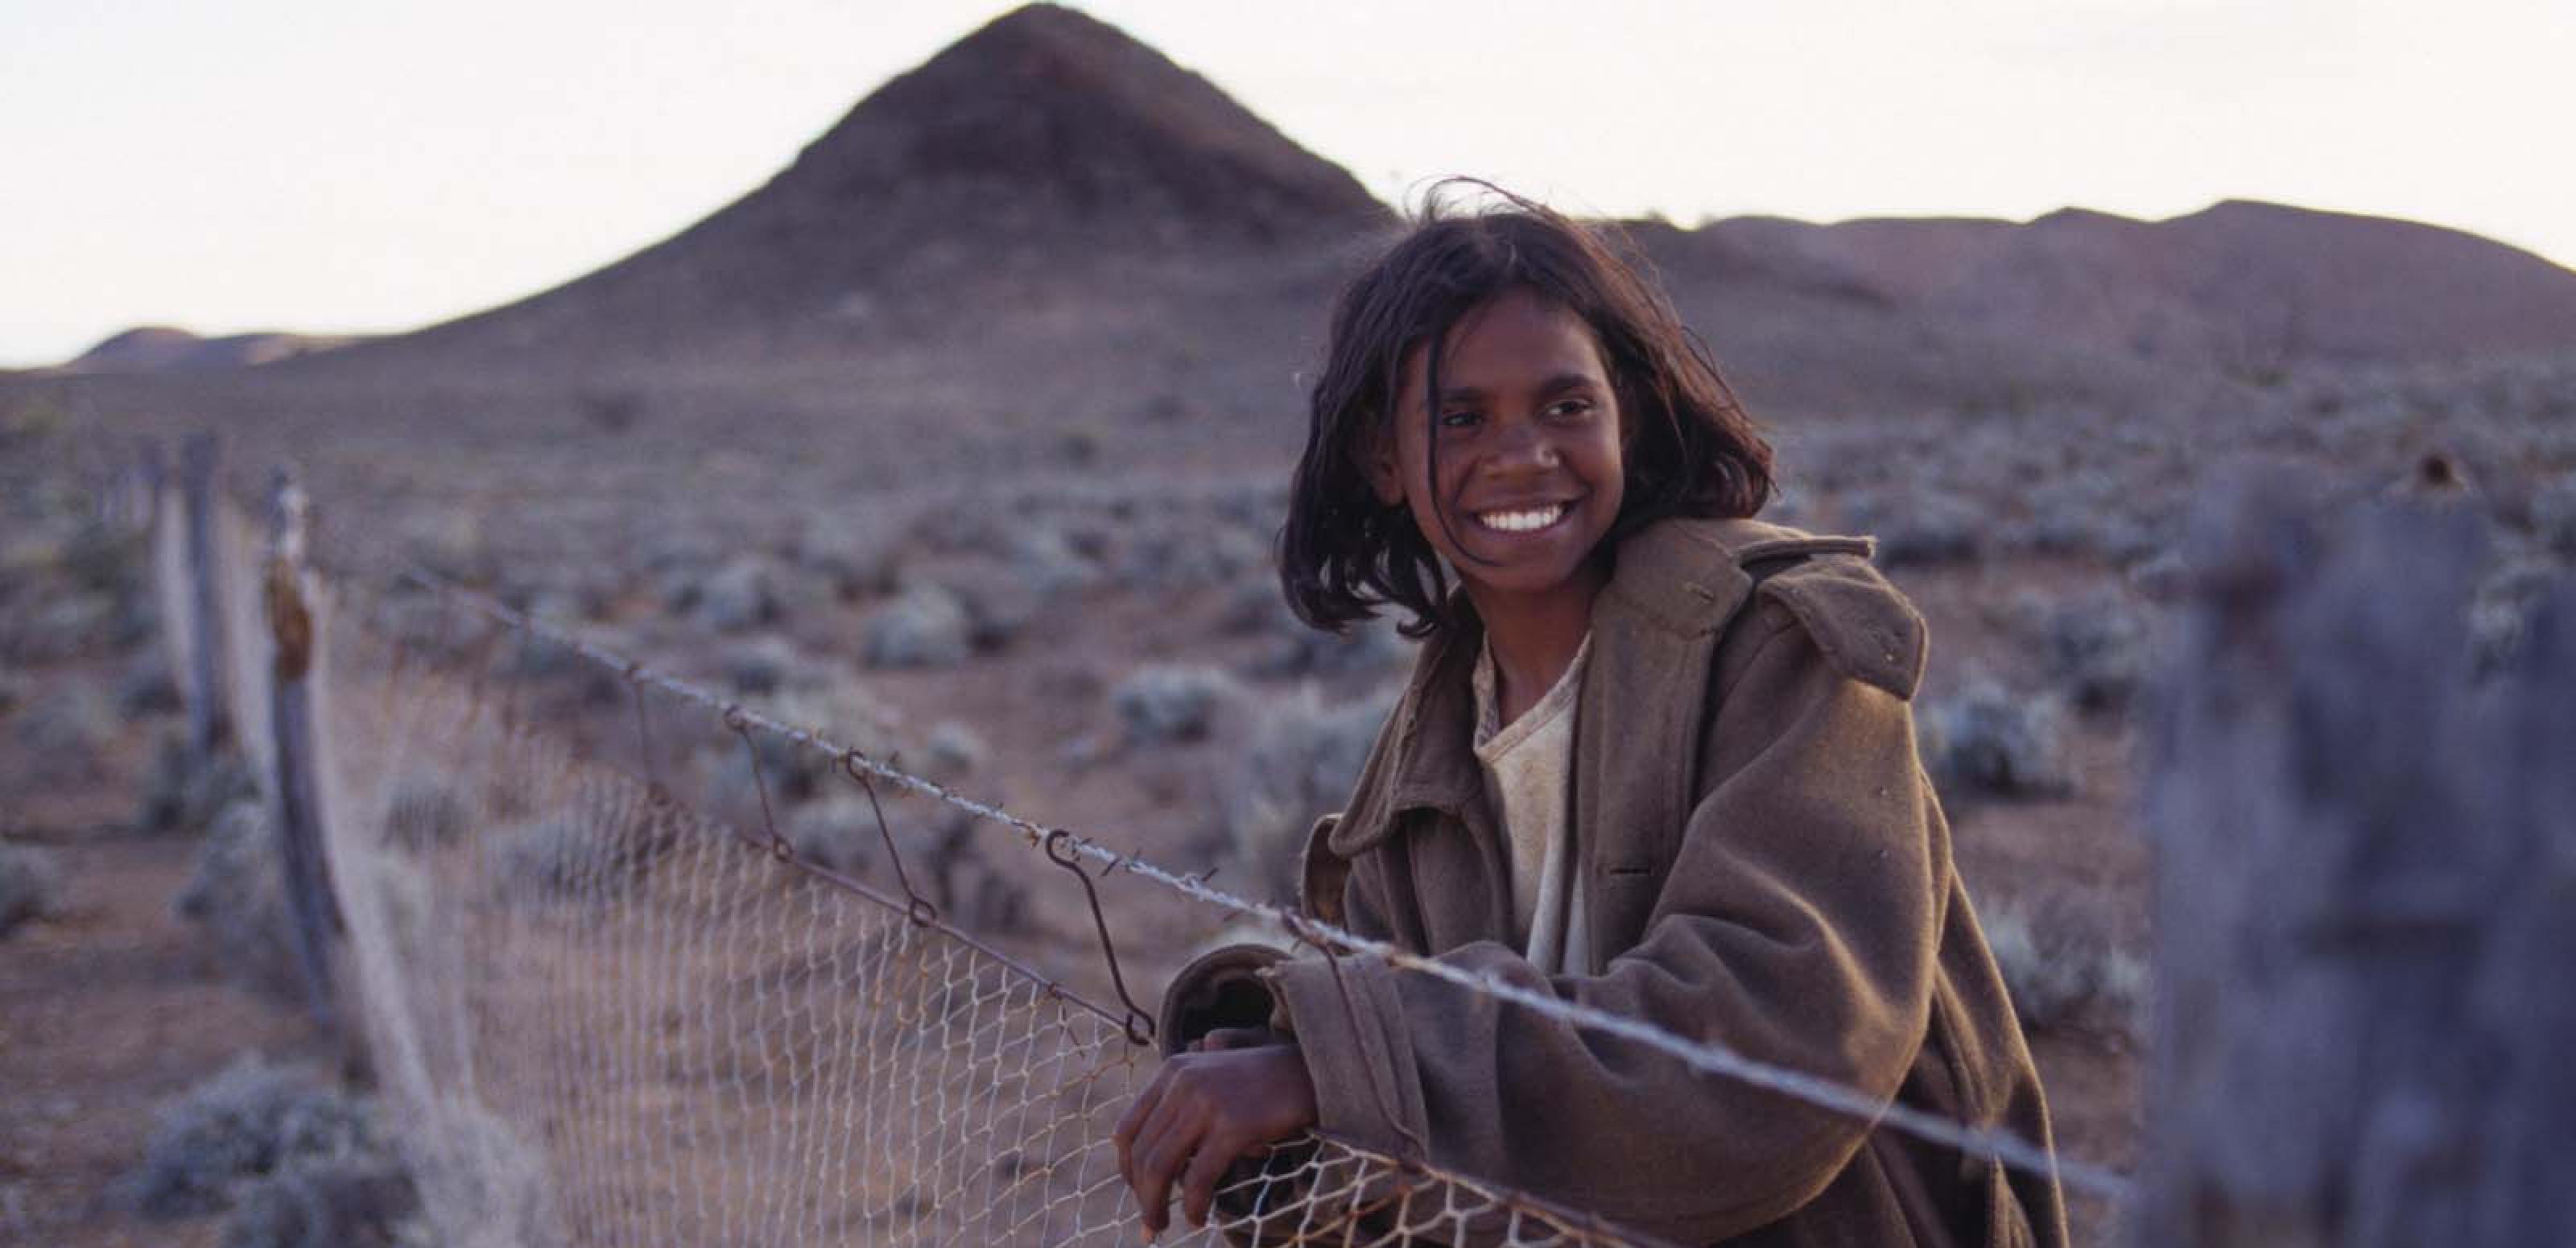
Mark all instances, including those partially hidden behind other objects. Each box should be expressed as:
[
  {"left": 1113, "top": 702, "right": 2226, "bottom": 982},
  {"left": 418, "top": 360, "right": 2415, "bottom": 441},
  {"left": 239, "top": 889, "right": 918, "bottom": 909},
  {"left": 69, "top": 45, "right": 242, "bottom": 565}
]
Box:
[{"left": 0, "top": 660, "right": 340, "bottom": 1248}]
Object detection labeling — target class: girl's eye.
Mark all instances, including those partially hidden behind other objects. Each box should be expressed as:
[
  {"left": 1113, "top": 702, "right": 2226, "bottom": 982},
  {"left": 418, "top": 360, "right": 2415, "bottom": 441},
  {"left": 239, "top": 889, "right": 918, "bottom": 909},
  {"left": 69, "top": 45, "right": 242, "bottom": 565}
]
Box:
[
  {"left": 1438, "top": 410, "right": 1482, "bottom": 430},
  {"left": 1546, "top": 399, "right": 1596, "bottom": 421}
]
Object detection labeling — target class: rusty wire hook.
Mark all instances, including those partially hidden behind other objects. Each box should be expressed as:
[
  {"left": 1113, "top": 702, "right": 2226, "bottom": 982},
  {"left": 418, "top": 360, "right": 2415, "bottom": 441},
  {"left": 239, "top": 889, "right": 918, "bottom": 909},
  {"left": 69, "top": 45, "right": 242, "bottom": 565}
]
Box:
[
  {"left": 1043, "top": 829, "right": 1154, "bottom": 1048},
  {"left": 725, "top": 705, "right": 791, "bottom": 862},
  {"left": 843, "top": 750, "right": 938, "bottom": 928}
]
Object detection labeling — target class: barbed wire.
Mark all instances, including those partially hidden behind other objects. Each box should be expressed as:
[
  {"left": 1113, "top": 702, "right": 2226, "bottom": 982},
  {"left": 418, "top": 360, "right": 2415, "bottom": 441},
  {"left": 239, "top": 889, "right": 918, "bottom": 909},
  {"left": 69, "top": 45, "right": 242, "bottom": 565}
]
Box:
[{"left": 400, "top": 568, "right": 2134, "bottom": 1204}]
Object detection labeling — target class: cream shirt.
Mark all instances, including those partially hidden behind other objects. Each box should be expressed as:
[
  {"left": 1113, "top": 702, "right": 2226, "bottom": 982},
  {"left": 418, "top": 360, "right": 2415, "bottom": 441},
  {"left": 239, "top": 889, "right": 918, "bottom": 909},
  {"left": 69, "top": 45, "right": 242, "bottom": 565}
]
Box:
[{"left": 1471, "top": 631, "right": 1595, "bottom": 977}]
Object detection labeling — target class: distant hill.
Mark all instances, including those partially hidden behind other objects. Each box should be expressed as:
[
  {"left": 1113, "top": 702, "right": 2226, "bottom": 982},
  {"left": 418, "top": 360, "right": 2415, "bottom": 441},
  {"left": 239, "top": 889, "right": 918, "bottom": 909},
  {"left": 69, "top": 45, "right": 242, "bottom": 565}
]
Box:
[
  {"left": 62, "top": 326, "right": 362, "bottom": 374},
  {"left": 391, "top": 2, "right": 1387, "bottom": 360},
  {"left": 1658, "top": 200, "right": 2576, "bottom": 370}
]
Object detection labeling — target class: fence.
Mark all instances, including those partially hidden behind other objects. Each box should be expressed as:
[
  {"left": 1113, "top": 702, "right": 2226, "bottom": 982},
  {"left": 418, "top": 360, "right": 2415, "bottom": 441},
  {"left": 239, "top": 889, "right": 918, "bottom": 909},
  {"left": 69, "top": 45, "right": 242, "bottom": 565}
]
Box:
[
  {"left": 160, "top": 440, "right": 2561, "bottom": 1245},
  {"left": 140, "top": 444, "right": 1765, "bottom": 1246}
]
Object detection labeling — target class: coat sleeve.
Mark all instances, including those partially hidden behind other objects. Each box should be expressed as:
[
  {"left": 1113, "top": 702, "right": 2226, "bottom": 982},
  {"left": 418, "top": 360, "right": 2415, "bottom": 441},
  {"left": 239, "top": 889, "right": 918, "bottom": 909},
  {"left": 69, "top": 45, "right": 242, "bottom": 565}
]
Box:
[{"left": 1264, "top": 605, "right": 1943, "bottom": 1242}]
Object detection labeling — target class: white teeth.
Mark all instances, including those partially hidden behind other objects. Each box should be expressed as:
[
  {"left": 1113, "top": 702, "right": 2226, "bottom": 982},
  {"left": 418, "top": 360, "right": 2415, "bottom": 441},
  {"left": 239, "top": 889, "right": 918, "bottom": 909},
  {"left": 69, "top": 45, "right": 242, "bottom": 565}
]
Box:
[{"left": 1476, "top": 504, "right": 1567, "bottom": 533}]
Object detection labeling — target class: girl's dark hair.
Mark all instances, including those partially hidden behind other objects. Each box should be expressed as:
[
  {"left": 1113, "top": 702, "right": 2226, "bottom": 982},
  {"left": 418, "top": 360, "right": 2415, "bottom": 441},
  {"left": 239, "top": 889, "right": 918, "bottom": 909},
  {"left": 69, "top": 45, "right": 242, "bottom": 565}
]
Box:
[{"left": 1281, "top": 180, "right": 1776, "bottom": 639}]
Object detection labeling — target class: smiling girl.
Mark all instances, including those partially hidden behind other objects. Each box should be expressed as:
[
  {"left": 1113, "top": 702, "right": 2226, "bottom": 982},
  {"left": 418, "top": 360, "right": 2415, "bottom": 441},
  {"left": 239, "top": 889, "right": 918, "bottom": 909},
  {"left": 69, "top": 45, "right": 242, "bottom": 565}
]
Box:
[{"left": 1117, "top": 185, "right": 2068, "bottom": 1247}]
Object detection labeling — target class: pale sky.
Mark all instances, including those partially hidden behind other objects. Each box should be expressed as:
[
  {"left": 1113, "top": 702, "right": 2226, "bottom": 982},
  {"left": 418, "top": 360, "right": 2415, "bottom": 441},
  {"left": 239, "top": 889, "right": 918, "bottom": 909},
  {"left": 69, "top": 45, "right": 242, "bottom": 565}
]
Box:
[{"left": 4, "top": 0, "right": 2569, "bottom": 368}]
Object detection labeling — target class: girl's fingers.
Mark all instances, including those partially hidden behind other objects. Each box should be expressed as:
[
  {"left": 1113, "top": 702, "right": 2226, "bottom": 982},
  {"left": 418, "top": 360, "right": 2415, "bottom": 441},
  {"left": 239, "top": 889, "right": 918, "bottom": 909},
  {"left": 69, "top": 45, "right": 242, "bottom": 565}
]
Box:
[
  {"left": 1132, "top": 1093, "right": 1208, "bottom": 1238},
  {"left": 1114, "top": 1071, "right": 1170, "bottom": 1192},
  {"left": 1196, "top": 1026, "right": 1272, "bottom": 1052},
  {"left": 1179, "top": 1127, "right": 1245, "bottom": 1229}
]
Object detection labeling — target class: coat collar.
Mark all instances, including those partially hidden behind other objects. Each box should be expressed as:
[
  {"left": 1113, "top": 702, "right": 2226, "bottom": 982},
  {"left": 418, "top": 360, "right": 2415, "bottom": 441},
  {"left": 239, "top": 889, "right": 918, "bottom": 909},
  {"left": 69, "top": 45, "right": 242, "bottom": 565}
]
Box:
[{"left": 1327, "top": 518, "right": 1781, "bottom": 857}]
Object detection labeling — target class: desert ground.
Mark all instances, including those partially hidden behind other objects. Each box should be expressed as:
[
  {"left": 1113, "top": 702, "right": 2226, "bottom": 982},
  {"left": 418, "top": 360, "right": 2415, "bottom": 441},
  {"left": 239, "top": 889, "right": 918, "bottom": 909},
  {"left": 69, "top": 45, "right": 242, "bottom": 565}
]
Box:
[{"left": 6, "top": 6, "right": 2576, "bottom": 1246}]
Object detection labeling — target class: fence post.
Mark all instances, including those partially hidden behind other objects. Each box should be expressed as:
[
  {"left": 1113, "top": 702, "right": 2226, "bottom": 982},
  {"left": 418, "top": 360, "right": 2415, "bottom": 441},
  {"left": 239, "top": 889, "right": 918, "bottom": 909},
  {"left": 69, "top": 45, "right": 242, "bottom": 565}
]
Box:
[
  {"left": 264, "top": 465, "right": 339, "bottom": 1025},
  {"left": 178, "top": 432, "right": 231, "bottom": 756},
  {"left": 2136, "top": 469, "right": 2576, "bottom": 1246}
]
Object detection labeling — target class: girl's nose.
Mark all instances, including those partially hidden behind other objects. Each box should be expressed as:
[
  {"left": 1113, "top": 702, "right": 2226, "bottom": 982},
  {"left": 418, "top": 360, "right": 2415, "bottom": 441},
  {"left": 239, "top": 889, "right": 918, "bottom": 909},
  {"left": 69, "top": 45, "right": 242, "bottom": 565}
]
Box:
[{"left": 1495, "top": 424, "right": 1560, "bottom": 469}]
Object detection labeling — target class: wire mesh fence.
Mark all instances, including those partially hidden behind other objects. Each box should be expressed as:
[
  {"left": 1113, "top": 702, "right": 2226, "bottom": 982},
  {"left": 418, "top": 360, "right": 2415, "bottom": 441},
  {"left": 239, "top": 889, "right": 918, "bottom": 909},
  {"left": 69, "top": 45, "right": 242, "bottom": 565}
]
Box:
[{"left": 300, "top": 556, "right": 1674, "bottom": 1247}]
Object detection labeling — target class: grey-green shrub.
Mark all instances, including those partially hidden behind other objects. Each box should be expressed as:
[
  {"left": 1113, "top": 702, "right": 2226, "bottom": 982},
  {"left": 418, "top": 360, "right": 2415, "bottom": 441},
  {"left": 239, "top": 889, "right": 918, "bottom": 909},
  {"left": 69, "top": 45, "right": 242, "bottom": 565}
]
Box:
[
  {"left": 125, "top": 1055, "right": 417, "bottom": 1246},
  {"left": 139, "top": 733, "right": 261, "bottom": 832},
  {"left": 175, "top": 800, "right": 298, "bottom": 992},
  {"left": 1919, "top": 678, "right": 2076, "bottom": 798},
  {"left": 2532, "top": 472, "right": 2576, "bottom": 556},
  {"left": 118, "top": 646, "right": 183, "bottom": 717},
  {"left": 1111, "top": 664, "right": 1244, "bottom": 746},
  {"left": 2035, "top": 590, "right": 2154, "bottom": 713},
  {"left": 861, "top": 584, "right": 973, "bottom": 669},
  {"left": 12, "top": 684, "right": 116, "bottom": 777},
  {"left": 0, "top": 841, "right": 60, "bottom": 938},
  {"left": 1220, "top": 687, "right": 1395, "bottom": 903},
  {"left": 1980, "top": 892, "right": 2142, "bottom": 1034},
  {"left": 380, "top": 772, "right": 469, "bottom": 851},
  {"left": 691, "top": 556, "right": 780, "bottom": 634},
  {"left": 784, "top": 796, "right": 877, "bottom": 876},
  {"left": 485, "top": 816, "right": 598, "bottom": 901},
  {"left": 924, "top": 720, "right": 985, "bottom": 779}
]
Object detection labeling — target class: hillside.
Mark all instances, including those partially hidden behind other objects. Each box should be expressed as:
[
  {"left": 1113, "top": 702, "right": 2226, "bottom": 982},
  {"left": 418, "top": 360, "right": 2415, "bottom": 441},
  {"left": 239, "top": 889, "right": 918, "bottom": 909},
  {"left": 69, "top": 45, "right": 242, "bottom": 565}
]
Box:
[
  {"left": 385, "top": 2, "right": 1385, "bottom": 362},
  {"left": 61, "top": 327, "right": 363, "bottom": 374},
  {"left": 1663, "top": 200, "right": 2576, "bottom": 370}
]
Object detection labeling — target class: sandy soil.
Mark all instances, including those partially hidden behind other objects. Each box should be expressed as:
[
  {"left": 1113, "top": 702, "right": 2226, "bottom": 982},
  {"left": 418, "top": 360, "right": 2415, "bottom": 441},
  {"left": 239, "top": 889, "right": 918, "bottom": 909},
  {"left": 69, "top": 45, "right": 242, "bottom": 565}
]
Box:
[{"left": 0, "top": 672, "right": 340, "bottom": 1247}]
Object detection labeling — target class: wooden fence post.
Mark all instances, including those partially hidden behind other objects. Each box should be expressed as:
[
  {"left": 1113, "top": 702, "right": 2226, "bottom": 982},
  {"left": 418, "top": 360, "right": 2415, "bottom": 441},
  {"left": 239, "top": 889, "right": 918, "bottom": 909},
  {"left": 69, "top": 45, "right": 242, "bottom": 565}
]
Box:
[
  {"left": 2137, "top": 468, "right": 2576, "bottom": 1245},
  {"left": 178, "top": 432, "right": 231, "bottom": 756},
  {"left": 264, "top": 465, "right": 339, "bottom": 1025}
]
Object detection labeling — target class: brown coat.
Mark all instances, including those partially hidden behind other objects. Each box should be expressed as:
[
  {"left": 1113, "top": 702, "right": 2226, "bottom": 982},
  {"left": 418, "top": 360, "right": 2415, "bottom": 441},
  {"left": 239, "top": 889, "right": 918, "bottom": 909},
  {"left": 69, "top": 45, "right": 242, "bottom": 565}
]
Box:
[{"left": 1204, "top": 517, "right": 2069, "bottom": 1247}]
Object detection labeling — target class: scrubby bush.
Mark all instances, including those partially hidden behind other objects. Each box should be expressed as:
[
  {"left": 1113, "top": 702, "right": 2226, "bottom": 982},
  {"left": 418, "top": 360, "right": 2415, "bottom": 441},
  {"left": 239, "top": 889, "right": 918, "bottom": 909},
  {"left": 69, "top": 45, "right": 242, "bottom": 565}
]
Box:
[
  {"left": 0, "top": 841, "right": 61, "bottom": 938},
  {"left": 931, "top": 562, "right": 1047, "bottom": 651},
  {"left": 1919, "top": 678, "right": 2076, "bottom": 798},
  {"left": 920, "top": 805, "right": 1026, "bottom": 936},
  {"left": 722, "top": 635, "right": 804, "bottom": 696},
  {"left": 796, "top": 528, "right": 902, "bottom": 601},
  {"left": 406, "top": 510, "right": 493, "bottom": 585},
  {"left": 1220, "top": 687, "right": 1395, "bottom": 903},
  {"left": 2469, "top": 552, "right": 2569, "bottom": 676},
  {"left": 861, "top": 584, "right": 973, "bottom": 669},
  {"left": 784, "top": 796, "right": 877, "bottom": 876},
  {"left": 118, "top": 646, "right": 183, "bottom": 717},
  {"left": 125, "top": 1055, "right": 417, "bottom": 1246},
  {"left": 2029, "top": 590, "right": 2154, "bottom": 713},
  {"left": 1113, "top": 519, "right": 1269, "bottom": 589},
  {"left": 1852, "top": 492, "right": 1982, "bottom": 568},
  {"left": 403, "top": 1099, "right": 556, "bottom": 1248},
  {"left": 1228, "top": 579, "right": 1414, "bottom": 678},
  {"left": 1007, "top": 524, "right": 1103, "bottom": 597},
  {"left": 2533, "top": 472, "right": 2576, "bottom": 557},
  {"left": 690, "top": 556, "right": 780, "bottom": 634},
  {"left": 380, "top": 772, "right": 469, "bottom": 851},
  {"left": 1980, "top": 891, "right": 2144, "bottom": 1035},
  {"left": 175, "top": 800, "right": 299, "bottom": 992},
  {"left": 139, "top": 733, "right": 261, "bottom": 832},
  {"left": 923, "top": 720, "right": 985, "bottom": 779},
  {"left": 12, "top": 684, "right": 117, "bottom": 778},
  {"left": 1111, "top": 664, "right": 1244, "bottom": 746},
  {"left": 485, "top": 816, "right": 606, "bottom": 901},
  {"left": 1, "top": 588, "right": 118, "bottom": 663}
]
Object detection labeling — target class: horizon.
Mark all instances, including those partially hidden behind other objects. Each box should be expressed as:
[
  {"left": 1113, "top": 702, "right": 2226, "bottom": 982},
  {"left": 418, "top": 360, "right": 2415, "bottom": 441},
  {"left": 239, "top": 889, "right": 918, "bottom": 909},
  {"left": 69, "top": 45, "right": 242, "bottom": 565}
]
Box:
[{"left": 6, "top": 0, "right": 2570, "bottom": 369}]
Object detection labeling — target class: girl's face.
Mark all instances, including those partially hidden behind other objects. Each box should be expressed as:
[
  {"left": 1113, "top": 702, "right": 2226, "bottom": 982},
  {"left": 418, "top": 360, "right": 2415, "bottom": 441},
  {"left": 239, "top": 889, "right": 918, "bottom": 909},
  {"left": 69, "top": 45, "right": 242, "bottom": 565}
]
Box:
[{"left": 1364, "top": 288, "right": 1628, "bottom": 621}]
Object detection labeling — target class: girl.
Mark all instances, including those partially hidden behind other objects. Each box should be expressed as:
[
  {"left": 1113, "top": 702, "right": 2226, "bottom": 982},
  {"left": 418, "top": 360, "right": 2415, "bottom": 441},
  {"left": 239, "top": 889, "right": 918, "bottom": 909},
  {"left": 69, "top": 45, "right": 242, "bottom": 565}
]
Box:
[{"left": 1117, "top": 185, "right": 2068, "bottom": 1247}]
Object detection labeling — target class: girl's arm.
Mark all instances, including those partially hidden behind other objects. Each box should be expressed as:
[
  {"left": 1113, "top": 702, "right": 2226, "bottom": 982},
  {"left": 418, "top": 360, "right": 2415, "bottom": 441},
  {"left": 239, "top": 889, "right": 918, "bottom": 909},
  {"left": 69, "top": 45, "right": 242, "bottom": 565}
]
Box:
[{"left": 1265, "top": 602, "right": 1946, "bottom": 1244}]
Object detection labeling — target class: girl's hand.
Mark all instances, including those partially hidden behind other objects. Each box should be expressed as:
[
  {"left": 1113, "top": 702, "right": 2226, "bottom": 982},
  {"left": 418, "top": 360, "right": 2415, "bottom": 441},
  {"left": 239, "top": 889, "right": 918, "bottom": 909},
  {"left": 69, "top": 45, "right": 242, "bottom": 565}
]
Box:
[{"left": 1114, "top": 1039, "right": 1317, "bottom": 1240}]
